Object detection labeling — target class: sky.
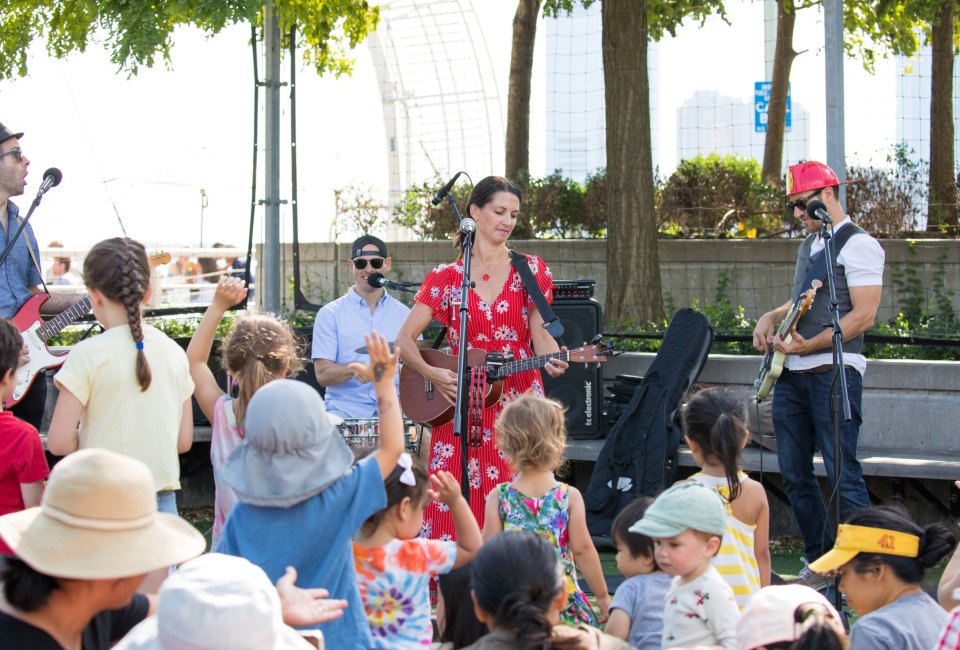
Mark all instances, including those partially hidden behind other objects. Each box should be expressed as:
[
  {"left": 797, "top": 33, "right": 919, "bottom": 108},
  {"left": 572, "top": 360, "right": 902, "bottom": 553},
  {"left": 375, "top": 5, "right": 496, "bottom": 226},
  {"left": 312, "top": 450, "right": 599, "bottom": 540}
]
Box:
[{"left": 0, "top": 0, "right": 909, "bottom": 251}]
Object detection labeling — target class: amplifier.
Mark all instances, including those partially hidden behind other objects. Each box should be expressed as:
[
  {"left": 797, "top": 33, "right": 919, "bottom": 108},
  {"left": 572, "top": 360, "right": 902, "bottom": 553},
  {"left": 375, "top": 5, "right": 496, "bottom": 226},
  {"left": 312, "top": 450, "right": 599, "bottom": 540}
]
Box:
[
  {"left": 553, "top": 279, "right": 596, "bottom": 300},
  {"left": 543, "top": 299, "right": 605, "bottom": 439}
]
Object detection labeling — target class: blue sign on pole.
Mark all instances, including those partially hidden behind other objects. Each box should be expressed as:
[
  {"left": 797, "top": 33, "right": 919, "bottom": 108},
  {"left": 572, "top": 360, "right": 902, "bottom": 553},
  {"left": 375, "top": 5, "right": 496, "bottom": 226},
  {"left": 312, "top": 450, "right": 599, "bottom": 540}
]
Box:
[{"left": 754, "top": 82, "right": 791, "bottom": 133}]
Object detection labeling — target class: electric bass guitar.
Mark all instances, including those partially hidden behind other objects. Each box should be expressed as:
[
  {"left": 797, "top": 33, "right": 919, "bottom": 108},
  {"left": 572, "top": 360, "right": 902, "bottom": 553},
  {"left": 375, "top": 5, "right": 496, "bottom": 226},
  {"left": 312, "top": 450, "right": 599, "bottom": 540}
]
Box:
[
  {"left": 399, "top": 340, "right": 612, "bottom": 427},
  {"left": 6, "top": 251, "right": 171, "bottom": 407},
  {"left": 753, "top": 280, "right": 820, "bottom": 402}
]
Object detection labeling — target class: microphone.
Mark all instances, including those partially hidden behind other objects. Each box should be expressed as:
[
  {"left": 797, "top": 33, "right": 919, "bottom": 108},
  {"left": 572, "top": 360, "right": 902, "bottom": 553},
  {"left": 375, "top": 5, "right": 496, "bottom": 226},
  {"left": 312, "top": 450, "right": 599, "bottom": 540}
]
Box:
[
  {"left": 367, "top": 272, "right": 414, "bottom": 292},
  {"left": 805, "top": 199, "right": 832, "bottom": 225},
  {"left": 431, "top": 172, "right": 462, "bottom": 206},
  {"left": 37, "top": 167, "right": 62, "bottom": 196}
]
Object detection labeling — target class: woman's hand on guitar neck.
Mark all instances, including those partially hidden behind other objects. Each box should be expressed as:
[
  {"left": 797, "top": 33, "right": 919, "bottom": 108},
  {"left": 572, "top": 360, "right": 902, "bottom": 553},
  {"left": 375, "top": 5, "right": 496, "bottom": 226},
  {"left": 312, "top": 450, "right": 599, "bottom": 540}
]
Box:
[{"left": 542, "top": 346, "right": 569, "bottom": 378}]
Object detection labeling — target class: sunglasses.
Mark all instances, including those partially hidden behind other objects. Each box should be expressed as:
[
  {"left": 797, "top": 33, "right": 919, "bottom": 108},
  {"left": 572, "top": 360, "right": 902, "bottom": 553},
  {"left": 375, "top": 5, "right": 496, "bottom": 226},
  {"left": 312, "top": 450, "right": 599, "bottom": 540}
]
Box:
[
  {"left": 352, "top": 258, "right": 385, "bottom": 270},
  {"left": 0, "top": 148, "right": 24, "bottom": 163},
  {"left": 785, "top": 187, "right": 824, "bottom": 212}
]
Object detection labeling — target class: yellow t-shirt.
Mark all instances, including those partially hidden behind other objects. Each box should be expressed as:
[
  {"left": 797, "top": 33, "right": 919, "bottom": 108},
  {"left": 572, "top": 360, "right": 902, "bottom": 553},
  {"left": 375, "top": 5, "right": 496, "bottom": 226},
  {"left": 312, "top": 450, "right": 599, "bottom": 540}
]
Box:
[{"left": 54, "top": 324, "right": 194, "bottom": 491}]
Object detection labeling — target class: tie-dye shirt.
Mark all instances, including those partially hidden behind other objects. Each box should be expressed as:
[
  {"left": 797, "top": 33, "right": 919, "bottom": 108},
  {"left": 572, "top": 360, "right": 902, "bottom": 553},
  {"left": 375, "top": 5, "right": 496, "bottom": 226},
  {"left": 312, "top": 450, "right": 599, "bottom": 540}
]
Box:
[{"left": 354, "top": 538, "right": 457, "bottom": 648}]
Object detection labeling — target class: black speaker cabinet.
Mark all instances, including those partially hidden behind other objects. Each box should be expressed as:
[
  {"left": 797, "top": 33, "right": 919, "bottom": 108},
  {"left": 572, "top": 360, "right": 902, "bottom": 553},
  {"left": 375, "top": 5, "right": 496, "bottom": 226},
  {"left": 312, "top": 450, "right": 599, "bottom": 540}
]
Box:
[{"left": 543, "top": 299, "right": 605, "bottom": 439}]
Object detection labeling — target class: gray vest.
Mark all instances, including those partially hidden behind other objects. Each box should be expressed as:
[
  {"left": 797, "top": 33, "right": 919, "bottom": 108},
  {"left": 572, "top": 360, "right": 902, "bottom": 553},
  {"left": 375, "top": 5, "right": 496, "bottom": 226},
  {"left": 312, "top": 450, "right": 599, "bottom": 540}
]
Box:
[{"left": 791, "top": 223, "right": 867, "bottom": 356}]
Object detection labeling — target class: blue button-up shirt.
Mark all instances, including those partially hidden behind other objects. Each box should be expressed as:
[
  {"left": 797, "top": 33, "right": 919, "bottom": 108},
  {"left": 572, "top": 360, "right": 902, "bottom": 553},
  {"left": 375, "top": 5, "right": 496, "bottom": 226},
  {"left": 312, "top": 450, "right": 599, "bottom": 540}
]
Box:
[
  {"left": 0, "top": 201, "right": 43, "bottom": 318},
  {"left": 311, "top": 287, "right": 411, "bottom": 418}
]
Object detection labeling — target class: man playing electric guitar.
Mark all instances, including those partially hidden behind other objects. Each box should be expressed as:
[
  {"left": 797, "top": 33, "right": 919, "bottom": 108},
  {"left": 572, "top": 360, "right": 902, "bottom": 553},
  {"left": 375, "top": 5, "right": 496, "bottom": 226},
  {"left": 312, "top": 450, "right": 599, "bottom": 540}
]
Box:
[
  {"left": 0, "top": 123, "right": 84, "bottom": 430},
  {"left": 751, "top": 161, "right": 884, "bottom": 592}
]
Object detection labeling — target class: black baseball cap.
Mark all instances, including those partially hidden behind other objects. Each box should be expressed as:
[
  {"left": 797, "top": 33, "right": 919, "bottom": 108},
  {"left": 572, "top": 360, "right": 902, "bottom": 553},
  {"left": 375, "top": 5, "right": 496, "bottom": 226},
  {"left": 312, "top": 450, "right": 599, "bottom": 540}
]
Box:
[
  {"left": 0, "top": 123, "right": 23, "bottom": 146},
  {"left": 351, "top": 235, "right": 388, "bottom": 258}
]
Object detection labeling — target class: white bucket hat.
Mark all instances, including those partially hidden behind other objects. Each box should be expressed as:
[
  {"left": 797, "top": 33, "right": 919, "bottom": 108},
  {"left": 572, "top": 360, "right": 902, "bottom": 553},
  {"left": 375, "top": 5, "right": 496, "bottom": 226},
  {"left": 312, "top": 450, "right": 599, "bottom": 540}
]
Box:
[
  {"left": 114, "top": 553, "right": 314, "bottom": 650},
  {"left": 218, "top": 379, "right": 352, "bottom": 507},
  {"left": 736, "top": 584, "right": 843, "bottom": 650},
  {"left": 0, "top": 448, "right": 204, "bottom": 579}
]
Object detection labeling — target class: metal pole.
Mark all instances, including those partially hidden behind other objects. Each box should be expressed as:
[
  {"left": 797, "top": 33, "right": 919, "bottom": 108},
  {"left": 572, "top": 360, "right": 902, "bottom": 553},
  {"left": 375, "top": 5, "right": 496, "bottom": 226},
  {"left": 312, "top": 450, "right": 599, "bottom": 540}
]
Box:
[
  {"left": 824, "top": 0, "right": 847, "bottom": 211},
  {"left": 263, "top": 0, "right": 282, "bottom": 313}
]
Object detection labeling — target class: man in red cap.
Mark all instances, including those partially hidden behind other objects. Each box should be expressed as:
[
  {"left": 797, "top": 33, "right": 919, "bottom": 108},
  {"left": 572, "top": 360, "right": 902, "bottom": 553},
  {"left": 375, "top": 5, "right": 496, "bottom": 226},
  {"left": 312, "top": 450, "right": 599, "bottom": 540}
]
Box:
[{"left": 752, "top": 160, "right": 885, "bottom": 592}]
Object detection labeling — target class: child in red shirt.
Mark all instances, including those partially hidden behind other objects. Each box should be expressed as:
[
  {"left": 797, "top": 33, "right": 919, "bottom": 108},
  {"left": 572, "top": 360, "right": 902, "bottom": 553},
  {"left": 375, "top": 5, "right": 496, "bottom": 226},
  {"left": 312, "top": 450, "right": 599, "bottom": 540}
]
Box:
[{"left": 0, "top": 317, "right": 48, "bottom": 555}]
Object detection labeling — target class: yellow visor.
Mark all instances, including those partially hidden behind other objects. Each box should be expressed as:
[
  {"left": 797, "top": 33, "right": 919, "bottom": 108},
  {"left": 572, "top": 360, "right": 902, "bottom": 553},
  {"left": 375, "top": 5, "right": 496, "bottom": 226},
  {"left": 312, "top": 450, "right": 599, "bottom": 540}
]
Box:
[{"left": 809, "top": 524, "right": 920, "bottom": 574}]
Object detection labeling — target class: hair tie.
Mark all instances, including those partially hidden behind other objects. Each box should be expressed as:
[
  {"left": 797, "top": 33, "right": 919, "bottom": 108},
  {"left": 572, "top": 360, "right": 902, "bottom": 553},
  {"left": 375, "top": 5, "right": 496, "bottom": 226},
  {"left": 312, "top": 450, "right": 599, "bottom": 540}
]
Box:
[
  {"left": 397, "top": 452, "right": 416, "bottom": 487},
  {"left": 136, "top": 341, "right": 144, "bottom": 351}
]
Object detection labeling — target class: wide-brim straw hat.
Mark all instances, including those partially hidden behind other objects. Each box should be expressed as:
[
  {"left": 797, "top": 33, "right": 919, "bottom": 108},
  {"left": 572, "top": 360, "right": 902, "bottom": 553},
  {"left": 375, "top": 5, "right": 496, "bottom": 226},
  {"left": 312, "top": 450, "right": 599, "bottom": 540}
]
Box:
[
  {"left": 218, "top": 379, "right": 352, "bottom": 508},
  {"left": 114, "top": 553, "right": 314, "bottom": 650},
  {"left": 0, "top": 448, "right": 204, "bottom": 580}
]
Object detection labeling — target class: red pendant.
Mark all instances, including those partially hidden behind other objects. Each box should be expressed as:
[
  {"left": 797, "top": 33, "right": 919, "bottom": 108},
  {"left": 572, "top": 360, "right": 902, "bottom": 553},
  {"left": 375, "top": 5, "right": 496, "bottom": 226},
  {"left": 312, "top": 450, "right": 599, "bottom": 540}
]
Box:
[{"left": 482, "top": 273, "right": 490, "bottom": 281}]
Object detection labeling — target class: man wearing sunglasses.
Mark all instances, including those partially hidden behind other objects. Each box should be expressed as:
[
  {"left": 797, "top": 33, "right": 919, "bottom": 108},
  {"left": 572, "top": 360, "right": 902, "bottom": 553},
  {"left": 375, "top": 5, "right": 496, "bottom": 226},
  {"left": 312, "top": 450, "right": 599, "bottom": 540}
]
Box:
[
  {"left": 311, "top": 234, "right": 412, "bottom": 417},
  {"left": 751, "top": 160, "right": 884, "bottom": 593},
  {"left": 0, "top": 122, "right": 83, "bottom": 431}
]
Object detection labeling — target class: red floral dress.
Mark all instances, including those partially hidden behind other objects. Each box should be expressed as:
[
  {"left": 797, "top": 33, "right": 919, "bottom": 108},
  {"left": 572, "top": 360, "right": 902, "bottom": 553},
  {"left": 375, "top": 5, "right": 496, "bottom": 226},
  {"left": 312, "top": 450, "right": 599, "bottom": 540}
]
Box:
[{"left": 414, "top": 253, "right": 553, "bottom": 539}]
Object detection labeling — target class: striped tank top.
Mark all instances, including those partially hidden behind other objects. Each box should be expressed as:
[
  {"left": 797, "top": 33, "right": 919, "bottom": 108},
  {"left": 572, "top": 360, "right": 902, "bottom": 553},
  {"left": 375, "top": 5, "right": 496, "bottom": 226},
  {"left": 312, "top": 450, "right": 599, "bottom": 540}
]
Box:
[{"left": 690, "top": 471, "right": 761, "bottom": 610}]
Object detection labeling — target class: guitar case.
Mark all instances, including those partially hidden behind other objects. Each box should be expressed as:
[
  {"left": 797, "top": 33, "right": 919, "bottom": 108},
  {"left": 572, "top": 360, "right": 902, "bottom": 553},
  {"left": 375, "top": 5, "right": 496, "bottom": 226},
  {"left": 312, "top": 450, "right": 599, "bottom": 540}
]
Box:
[{"left": 585, "top": 308, "right": 713, "bottom": 539}]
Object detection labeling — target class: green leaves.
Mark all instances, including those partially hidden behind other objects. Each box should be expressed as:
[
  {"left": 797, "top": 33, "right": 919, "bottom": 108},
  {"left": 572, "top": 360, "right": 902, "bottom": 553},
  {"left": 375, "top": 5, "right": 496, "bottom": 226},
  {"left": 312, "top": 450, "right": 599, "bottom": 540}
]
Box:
[{"left": 0, "top": 0, "right": 379, "bottom": 79}]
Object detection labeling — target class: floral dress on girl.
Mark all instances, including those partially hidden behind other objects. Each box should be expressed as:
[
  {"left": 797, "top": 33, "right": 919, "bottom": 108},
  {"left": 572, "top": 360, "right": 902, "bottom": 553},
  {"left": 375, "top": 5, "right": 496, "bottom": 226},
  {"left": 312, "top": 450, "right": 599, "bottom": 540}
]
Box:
[
  {"left": 497, "top": 482, "right": 598, "bottom": 626},
  {"left": 415, "top": 254, "right": 553, "bottom": 537}
]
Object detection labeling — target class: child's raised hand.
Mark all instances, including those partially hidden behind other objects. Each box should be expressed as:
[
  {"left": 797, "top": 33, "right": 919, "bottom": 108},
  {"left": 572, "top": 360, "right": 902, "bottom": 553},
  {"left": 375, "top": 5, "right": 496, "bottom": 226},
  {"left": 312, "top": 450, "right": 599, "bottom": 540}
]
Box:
[
  {"left": 428, "top": 471, "right": 463, "bottom": 505},
  {"left": 212, "top": 275, "right": 248, "bottom": 310},
  {"left": 349, "top": 332, "right": 399, "bottom": 386}
]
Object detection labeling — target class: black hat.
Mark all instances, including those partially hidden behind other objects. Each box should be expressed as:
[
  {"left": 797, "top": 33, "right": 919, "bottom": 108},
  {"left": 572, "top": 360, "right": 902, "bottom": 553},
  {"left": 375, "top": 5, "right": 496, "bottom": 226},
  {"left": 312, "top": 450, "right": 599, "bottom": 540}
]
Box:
[
  {"left": 0, "top": 123, "right": 23, "bottom": 146},
  {"left": 350, "top": 235, "right": 388, "bottom": 258}
]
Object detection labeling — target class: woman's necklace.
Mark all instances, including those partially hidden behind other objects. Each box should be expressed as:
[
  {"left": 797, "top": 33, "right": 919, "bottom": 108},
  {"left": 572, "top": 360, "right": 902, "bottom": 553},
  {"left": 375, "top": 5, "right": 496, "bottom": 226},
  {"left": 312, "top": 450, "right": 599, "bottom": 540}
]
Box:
[{"left": 482, "top": 272, "right": 490, "bottom": 282}]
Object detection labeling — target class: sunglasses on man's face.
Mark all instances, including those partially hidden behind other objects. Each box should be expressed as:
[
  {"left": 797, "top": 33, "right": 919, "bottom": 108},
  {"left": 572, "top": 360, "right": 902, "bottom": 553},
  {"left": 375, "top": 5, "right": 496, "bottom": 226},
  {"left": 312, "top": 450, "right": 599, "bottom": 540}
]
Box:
[
  {"left": 785, "top": 187, "right": 824, "bottom": 212},
  {"left": 0, "top": 148, "right": 24, "bottom": 163},
  {"left": 352, "top": 258, "right": 385, "bottom": 270}
]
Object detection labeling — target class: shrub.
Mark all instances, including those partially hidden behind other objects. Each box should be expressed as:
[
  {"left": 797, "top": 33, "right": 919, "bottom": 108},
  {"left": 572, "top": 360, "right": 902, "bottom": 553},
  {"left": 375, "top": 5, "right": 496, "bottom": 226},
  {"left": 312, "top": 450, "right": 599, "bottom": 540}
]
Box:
[
  {"left": 846, "top": 143, "right": 926, "bottom": 236},
  {"left": 658, "top": 154, "right": 785, "bottom": 238}
]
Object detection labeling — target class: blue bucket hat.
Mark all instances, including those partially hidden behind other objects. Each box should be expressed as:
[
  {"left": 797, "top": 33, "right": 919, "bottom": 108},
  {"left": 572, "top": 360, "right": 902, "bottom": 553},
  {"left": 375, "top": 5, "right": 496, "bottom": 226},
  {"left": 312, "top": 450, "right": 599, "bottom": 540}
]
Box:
[{"left": 218, "top": 379, "right": 352, "bottom": 508}]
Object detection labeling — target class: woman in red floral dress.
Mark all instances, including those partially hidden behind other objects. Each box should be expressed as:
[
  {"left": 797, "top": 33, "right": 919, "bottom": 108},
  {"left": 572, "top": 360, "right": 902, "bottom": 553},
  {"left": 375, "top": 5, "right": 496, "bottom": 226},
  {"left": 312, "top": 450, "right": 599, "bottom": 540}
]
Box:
[{"left": 396, "top": 176, "right": 568, "bottom": 541}]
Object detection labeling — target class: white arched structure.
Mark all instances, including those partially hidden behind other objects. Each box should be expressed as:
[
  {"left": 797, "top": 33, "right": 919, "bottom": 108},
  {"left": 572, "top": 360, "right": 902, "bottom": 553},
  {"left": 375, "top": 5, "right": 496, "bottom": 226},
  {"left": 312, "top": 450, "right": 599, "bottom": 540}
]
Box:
[{"left": 367, "top": 0, "right": 504, "bottom": 209}]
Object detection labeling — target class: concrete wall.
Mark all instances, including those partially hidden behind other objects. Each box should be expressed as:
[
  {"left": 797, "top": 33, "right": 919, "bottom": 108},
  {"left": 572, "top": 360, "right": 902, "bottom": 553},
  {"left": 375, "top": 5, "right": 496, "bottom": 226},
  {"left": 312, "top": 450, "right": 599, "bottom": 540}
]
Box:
[
  {"left": 604, "top": 352, "right": 960, "bottom": 454},
  {"left": 272, "top": 239, "right": 960, "bottom": 324}
]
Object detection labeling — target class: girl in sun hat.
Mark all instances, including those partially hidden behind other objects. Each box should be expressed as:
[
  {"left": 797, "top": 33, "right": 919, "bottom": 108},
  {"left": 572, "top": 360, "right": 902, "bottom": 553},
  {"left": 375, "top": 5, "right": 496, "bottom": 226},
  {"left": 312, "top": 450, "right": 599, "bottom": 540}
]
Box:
[
  {"left": 735, "top": 584, "right": 846, "bottom": 650},
  {"left": 114, "top": 553, "right": 320, "bottom": 650},
  {"left": 217, "top": 332, "right": 405, "bottom": 650},
  {"left": 0, "top": 448, "right": 205, "bottom": 650},
  {"left": 808, "top": 505, "right": 957, "bottom": 650}
]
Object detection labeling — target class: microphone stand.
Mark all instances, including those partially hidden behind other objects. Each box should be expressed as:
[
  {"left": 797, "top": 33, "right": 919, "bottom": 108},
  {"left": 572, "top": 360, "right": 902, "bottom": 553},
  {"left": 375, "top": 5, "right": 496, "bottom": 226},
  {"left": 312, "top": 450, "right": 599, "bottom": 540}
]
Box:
[
  {"left": 0, "top": 186, "right": 51, "bottom": 270},
  {"left": 444, "top": 192, "right": 478, "bottom": 502},
  {"left": 819, "top": 213, "right": 852, "bottom": 614}
]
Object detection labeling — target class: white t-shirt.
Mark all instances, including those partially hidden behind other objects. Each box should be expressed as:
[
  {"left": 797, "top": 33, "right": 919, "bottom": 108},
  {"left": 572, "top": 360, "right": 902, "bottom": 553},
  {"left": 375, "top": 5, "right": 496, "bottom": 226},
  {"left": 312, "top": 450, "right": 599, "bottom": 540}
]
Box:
[
  {"left": 55, "top": 324, "right": 194, "bottom": 491},
  {"left": 787, "top": 217, "right": 885, "bottom": 375}
]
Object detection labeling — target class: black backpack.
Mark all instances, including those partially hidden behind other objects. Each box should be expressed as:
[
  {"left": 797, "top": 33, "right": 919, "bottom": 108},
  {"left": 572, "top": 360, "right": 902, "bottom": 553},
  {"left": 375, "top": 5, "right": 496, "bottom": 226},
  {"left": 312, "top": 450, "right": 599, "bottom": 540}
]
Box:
[{"left": 585, "top": 309, "right": 713, "bottom": 538}]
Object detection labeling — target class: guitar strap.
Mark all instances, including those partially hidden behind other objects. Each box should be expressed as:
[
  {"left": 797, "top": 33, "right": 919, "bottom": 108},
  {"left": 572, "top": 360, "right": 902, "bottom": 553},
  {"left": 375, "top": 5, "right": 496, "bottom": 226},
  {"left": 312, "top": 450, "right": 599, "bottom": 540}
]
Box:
[
  {"left": 793, "top": 223, "right": 861, "bottom": 303},
  {"left": 509, "top": 251, "right": 564, "bottom": 338},
  {"left": 16, "top": 215, "right": 49, "bottom": 296}
]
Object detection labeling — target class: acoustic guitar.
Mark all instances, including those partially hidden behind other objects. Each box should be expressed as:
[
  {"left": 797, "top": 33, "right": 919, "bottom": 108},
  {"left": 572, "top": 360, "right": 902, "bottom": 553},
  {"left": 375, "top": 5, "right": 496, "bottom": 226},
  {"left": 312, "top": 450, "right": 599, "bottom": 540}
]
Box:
[
  {"left": 6, "top": 251, "right": 171, "bottom": 407},
  {"left": 400, "top": 341, "right": 611, "bottom": 427},
  {"left": 753, "top": 280, "right": 820, "bottom": 402}
]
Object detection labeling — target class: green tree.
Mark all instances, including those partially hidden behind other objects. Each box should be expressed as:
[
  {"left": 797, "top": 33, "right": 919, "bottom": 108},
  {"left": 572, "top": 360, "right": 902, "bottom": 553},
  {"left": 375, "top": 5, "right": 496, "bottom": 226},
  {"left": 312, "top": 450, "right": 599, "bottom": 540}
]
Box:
[
  {"left": 0, "top": 0, "right": 379, "bottom": 79},
  {"left": 764, "top": 0, "right": 959, "bottom": 233},
  {"left": 846, "top": 0, "right": 959, "bottom": 233}
]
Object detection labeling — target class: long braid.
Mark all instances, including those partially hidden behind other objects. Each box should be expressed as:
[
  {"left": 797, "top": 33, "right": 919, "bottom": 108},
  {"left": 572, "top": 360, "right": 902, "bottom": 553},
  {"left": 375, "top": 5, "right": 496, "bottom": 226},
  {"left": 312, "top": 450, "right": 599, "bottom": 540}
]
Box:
[
  {"left": 84, "top": 237, "right": 152, "bottom": 392},
  {"left": 119, "top": 242, "right": 152, "bottom": 391}
]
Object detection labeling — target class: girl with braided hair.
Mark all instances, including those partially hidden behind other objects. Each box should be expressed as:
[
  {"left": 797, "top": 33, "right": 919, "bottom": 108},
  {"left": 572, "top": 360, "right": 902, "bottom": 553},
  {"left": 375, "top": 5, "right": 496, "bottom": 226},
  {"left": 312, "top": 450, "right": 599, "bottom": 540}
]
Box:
[
  {"left": 465, "top": 531, "right": 630, "bottom": 650},
  {"left": 186, "top": 275, "right": 302, "bottom": 548},
  {"left": 47, "top": 237, "right": 194, "bottom": 516}
]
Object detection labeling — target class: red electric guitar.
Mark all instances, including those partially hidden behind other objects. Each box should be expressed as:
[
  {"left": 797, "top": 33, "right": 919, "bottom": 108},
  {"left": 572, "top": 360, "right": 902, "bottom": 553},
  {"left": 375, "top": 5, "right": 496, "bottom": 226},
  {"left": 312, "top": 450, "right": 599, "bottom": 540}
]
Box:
[
  {"left": 6, "top": 251, "right": 171, "bottom": 407},
  {"left": 399, "top": 340, "right": 611, "bottom": 427}
]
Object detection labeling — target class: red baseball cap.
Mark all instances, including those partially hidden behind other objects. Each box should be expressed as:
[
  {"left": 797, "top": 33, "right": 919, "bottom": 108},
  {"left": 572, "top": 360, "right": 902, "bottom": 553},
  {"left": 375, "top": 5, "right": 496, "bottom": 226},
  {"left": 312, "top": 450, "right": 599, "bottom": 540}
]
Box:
[{"left": 785, "top": 161, "right": 858, "bottom": 196}]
